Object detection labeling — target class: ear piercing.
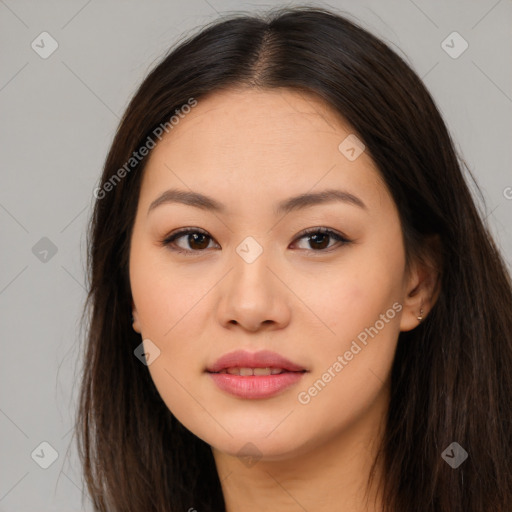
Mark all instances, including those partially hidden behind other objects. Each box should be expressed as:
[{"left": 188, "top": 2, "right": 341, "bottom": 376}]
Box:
[{"left": 417, "top": 305, "right": 424, "bottom": 323}]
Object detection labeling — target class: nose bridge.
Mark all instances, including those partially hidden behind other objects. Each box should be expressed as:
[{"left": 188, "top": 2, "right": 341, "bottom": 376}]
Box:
[
  {"left": 230, "top": 234, "right": 275, "bottom": 299},
  {"left": 215, "top": 233, "right": 290, "bottom": 330},
  {"left": 235, "top": 234, "right": 267, "bottom": 267}
]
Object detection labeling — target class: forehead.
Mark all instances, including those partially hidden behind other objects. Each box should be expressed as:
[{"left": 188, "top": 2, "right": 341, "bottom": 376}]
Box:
[
  {"left": 156, "top": 87, "right": 356, "bottom": 152},
  {"left": 139, "top": 87, "right": 387, "bottom": 214}
]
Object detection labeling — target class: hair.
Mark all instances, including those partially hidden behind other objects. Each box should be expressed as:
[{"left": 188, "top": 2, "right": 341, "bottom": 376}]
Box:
[{"left": 76, "top": 5, "right": 512, "bottom": 512}]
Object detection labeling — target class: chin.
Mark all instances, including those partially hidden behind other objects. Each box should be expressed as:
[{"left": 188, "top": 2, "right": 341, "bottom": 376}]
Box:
[
  {"left": 200, "top": 424, "right": 314, "bottom": 463},
  {"left": 212, "top": 438, "right": 302, "bottom": 462}
]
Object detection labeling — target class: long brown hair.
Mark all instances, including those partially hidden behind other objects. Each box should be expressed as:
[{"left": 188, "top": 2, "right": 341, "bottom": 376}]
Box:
[{"left": 76, "top": 6, "right": 512, "bottom": 511}]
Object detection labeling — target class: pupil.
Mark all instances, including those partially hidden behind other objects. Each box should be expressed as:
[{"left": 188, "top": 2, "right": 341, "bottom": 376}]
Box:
[
  {"left": 310, "top": 233, "right": 329, "bottom": 250},
  {"left": 189, "top": 233, "right": 209, "bottom": 250}
]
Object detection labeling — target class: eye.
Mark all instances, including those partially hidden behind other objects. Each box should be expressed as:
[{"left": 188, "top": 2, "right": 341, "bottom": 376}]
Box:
[
  {"left": 161, "top": 228, "right": 218, "bottom": 254},
  {"left": 291, "top": 227, "right": 352, "bottom": 252},
  {"left": 160, "top": 227, "right": 352, "bottom": 255}
]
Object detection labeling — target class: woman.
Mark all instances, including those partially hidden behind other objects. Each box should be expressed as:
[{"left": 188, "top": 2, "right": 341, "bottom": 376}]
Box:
[{"left": 77, "top": 6, "right": 512, "bottom": 511}]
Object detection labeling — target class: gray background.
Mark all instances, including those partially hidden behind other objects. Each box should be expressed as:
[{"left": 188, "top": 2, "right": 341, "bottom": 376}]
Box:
[{"left": 1, "top": 0, "right": 511, "bottom": 510}]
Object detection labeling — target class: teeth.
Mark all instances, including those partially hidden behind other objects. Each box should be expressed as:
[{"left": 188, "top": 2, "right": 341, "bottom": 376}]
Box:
[
  {"left": 253, "top": 367, "right": 275, "bottom": 376},
  {"left": 218, "top": 367, "right": 286, "bottom": 376}
]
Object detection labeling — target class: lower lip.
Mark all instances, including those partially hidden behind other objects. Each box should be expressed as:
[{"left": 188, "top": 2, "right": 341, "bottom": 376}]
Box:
[{"left": 207, "top": 371, "right": 306, "bottom": 399}]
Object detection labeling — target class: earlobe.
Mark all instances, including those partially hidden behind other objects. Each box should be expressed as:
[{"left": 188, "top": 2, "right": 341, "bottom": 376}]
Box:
[
  {"left": 399, "top": 297, "right": 425, "bottom": 332},
  {"left": 399, "top": 250, "right": 441, "bottom": 332},
  {"left": 132, "top": 308, "right": 142, "bottom": 334}
]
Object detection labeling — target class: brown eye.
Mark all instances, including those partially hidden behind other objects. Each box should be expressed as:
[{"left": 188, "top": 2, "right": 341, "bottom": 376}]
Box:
[
  {"left": 162, "top": 229, "right": 217, "bottom": 254},
  {"left": 185, "top": 232, "right": 210, "bottom": 250},
  {"left": 161, "top": 227, "right": 351, "bottom": 256},
  {"left": 305, "top": 232, "right": 330, "bottom": 250},
  {"left": 292, "top": 228, "right": 351, "bottom": 252}
]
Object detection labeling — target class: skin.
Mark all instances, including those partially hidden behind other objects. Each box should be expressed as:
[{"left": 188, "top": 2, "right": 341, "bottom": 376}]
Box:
[{"left": 129, "top": 87, "right": 438, "bottom": 512}]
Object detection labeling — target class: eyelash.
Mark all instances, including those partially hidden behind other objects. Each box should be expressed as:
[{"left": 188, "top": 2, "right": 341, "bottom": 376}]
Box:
[{"left": 160, "top": 227, "right": 352, "bottom": 255}]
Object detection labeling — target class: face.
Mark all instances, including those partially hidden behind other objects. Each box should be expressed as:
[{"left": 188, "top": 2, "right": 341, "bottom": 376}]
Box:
[{"left": 129, "top": 87, "right": 421, "bottom": 462}]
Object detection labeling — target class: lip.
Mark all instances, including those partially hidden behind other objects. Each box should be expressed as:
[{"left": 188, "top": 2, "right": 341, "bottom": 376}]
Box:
[
  {"left": 206, "top": 349, "right": 306, "bottom": 373},
  {"left": 205, "top": 350, "right": 308, "bottom": 400}
]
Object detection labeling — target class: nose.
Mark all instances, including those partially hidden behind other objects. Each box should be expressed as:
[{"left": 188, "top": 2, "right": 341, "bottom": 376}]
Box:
[{"left": 215, "top": 245, "right": 292, "bottom": 333}]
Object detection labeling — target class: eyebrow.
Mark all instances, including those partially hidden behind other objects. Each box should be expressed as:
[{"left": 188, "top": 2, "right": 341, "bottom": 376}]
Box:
[{"left": 147, "top": 188, "right": 367, "bottom": 216}]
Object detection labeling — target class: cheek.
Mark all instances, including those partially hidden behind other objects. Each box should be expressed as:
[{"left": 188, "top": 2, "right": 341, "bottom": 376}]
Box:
[
  {"left": 305, "top": 250, "right": 404, "bottom": 343},
  {"left": 130, "top": 240, "right": 204, "bottom": 337},
  {"left": 130, "top": 248, "right": 209, "bottom": 421},
  {"left": 129, "top": 241, "right": 213, "bottom": 390},
  {"left": 297, "top": 234, "right": 405, "bottom": 397}
]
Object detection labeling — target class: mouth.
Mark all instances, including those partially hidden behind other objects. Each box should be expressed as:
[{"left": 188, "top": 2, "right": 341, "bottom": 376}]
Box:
[
  {"left": 205, "top": 349, "right": 307, "bottom": 374},
  {"left": 205, "top": 350, "right": 308, "bottom": 399},
  {"left": 206, "top": 368, "right": 308, "bottom": 399},
  {"left": 208, "top": 367, "right": 307, "bottom": 376}
]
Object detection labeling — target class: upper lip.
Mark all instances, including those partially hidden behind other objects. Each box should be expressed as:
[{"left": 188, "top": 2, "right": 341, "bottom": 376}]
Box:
[{"left": 206, "top": 350, "right": 307, "bottom": 373}]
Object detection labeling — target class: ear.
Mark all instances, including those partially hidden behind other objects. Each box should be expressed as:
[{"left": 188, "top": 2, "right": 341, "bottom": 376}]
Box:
[
  {"left": 132, "top": 300, "right": 142, "bottom": 334},
  {"left": 399, "top": 235, "right": 442, "bottom": 332}
]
